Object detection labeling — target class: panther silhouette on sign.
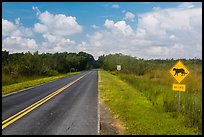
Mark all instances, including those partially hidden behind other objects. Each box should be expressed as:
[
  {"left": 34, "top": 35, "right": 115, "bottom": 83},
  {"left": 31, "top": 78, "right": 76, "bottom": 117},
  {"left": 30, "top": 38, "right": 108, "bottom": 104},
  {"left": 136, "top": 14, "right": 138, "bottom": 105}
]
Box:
[{"left": 173, "top": 68, "right": 188, "bottom": 76}]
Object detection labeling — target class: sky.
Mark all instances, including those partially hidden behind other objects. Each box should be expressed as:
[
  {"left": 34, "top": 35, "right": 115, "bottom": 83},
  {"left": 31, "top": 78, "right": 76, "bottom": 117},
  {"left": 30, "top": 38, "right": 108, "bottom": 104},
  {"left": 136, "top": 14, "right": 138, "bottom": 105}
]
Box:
[{"left": 2, "top": 2, "right": 202, "bottom": 59}]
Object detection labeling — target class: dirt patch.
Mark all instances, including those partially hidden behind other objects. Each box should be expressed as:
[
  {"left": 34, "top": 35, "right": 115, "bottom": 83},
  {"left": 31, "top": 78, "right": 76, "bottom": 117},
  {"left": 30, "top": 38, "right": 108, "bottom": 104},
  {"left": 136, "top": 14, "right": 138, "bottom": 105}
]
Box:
[{"left": 99, "top": 99, "right": 126, "bottom": 135}]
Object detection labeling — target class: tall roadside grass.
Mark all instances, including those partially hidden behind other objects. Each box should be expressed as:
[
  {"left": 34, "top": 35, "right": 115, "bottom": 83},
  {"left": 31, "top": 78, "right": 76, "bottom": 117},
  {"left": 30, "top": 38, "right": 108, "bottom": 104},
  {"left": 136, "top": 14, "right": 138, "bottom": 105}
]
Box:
[
  {"left": 2, "top": 73, "right": 46, "bottom": 86},
  {"left": 113, "top": 65, "right": 202, "bottom": 134},
  {"left": 99, "top": 70, "right": 198, "bottom": 135},
  {"left": 102, "top": 54, "right": 202, "bottom": 134},
  {"left": 2, "top": 72, "right": 79, "bottom": 96}
]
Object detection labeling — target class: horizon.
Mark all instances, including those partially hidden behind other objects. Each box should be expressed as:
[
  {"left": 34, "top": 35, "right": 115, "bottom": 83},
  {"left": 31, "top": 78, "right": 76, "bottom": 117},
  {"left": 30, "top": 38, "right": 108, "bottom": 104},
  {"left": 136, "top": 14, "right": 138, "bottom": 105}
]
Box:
[
  {"left": 2, "top": 50, "right": 202, "bottom": 61},
  {"left": 2, "top": 2, "right": 202, "bottom": 60}
]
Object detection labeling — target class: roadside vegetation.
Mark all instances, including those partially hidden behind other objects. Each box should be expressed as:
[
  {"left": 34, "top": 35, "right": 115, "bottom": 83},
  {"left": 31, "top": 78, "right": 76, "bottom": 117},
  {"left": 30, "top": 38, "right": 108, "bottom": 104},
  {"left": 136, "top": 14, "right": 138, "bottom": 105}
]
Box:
[
  {"left": 2, "top": 50, "right": 202, "bottom": 134},
  {"left": 100, "top": 53, "right": 202, "bottom": 134},
  {"left": 2, "top": 50, "right": 99, "bottom": 95},
  {"left": 99, "top": 70, "right": 199, "bottom": 135},
  {"left": 2, "top": 72, "right": 79, "bottom": 95}
]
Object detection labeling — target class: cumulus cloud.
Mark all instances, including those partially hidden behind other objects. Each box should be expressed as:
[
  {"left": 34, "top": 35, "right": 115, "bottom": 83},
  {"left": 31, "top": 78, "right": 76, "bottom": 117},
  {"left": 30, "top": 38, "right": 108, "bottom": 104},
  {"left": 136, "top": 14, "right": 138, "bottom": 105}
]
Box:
[
  {"left": 2, "top": 36, "right": 38, "bottom": 53},
  {"left": 2, "top": 5, "right": 202, "bottom": 59},
  {"left": 2, "top": 8, "right": 82, "bottom": 54},
  {"left": 40, "top": 33, "right": 77, "bottom": 53},
  {"left": 104, "top": 19, "right": 114, "bottom": 28},
  {"left": 33, "top": 10, "right": 82, "bottom": 36},
  {"left": 104, "top": 19, "right": 133, "bottom": 35},
  {"left": 124, "top": 11, "right": 135, "bottom": 21},
  {"left": 83, "top": 6, "right": 202, "bottom": 59},
  {"left": 2, "top": 18, "right": 36, "bottom": 53},
  {"left": 32, "top": 7, "right": 83, "bottom": 53},
  {"left": 2, "top": 18, "right": 33, "bottom": 38},
  {"left": 2, "top": 18, "right": 16, "bottom": 37}
]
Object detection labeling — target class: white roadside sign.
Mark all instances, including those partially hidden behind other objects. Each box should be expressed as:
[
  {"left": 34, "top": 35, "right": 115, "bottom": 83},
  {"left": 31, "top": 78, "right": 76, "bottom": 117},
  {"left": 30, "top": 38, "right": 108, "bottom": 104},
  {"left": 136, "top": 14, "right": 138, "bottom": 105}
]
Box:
[{"left": 117, "top": 65, "right": 121, "bottom": 71}]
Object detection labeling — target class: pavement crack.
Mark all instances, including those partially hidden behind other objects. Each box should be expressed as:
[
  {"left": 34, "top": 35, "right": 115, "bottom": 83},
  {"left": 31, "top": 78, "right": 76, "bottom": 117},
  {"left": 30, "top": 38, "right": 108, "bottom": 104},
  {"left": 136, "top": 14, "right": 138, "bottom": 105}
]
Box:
[{"left": 66, "top": 121, "right": 75, "bottom": 131}]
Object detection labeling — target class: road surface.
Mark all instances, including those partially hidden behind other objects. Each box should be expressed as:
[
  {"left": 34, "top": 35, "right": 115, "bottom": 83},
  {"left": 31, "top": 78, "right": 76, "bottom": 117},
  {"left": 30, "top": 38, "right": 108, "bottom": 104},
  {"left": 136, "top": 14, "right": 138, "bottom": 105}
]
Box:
[{"left": 2, "top": 70, "right": 98, "bottom": 135}]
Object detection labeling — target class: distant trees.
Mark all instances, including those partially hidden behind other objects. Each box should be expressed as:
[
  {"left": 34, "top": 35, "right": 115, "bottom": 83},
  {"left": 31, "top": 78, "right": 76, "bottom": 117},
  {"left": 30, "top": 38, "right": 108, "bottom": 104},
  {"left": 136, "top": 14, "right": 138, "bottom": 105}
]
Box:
[
  {"left": 2, "top": 50, "right": 96, "bottom": 78},
  {"left": 94, "top": 55, "right": 105, "bottom": 68},
  {"left": 102, "top": 53, "right": 149, "bottom": 75},
  {"left": 2, "top": 50, "right": 202, "bottom": 80},
  {"left": 101, "top": 53, "right": 202, "bottom": 76}
]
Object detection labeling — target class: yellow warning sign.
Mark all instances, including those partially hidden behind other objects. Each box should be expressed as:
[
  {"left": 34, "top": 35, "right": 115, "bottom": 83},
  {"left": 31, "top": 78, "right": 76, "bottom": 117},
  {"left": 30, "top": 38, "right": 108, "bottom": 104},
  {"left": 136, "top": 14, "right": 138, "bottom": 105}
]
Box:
[
  {"left": 172, "top": 83, "right": 186, "bottom": 92},
  {"left": 169, "top": 60, "right": 190, "bottom": 83}
]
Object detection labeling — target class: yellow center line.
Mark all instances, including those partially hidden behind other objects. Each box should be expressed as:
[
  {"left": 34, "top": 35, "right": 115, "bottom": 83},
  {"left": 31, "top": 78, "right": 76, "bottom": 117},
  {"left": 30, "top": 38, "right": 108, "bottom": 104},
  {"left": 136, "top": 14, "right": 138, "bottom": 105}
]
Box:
[{"left": 2, "top": 71, "right": 91, "bottom": 129}]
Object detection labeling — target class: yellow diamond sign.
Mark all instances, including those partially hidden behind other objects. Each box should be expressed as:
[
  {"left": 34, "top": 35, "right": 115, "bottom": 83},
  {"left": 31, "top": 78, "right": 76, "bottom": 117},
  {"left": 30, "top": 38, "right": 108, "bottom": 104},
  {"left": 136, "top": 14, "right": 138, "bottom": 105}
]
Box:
[{"left": 170, "top": 60, "right": 190, "bottom": 83}]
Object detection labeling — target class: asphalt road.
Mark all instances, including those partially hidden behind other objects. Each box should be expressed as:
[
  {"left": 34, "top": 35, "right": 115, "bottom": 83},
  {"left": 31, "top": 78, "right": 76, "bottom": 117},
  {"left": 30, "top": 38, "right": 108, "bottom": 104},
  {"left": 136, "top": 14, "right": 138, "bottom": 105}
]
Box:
[{"left": 2, "top": 70, "right": 98, "bottom": 135}]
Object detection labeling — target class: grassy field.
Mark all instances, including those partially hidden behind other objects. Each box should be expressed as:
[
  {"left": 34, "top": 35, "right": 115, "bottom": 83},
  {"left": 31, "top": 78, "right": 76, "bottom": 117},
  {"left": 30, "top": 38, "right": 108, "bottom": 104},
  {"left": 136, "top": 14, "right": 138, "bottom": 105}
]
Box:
[
  {"left": 2, "top": 72, "right": 80, "bottom": 96},
  {"left": 116, "top": 62, "right": 202, "bottom": 133},
  {"left": 99, "top": 70, "right": 200, "bottom": 135}
]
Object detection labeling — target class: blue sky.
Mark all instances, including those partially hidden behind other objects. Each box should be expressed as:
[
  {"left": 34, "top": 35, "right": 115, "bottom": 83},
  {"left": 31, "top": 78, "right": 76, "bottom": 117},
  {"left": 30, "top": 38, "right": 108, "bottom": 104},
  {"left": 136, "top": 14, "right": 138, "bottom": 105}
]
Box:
[
  {"left": 2, "top": 2, "right": 202, "bottom": 59},
  {"left": 2, "top": 2, "right": 180, "bottom": 27}
]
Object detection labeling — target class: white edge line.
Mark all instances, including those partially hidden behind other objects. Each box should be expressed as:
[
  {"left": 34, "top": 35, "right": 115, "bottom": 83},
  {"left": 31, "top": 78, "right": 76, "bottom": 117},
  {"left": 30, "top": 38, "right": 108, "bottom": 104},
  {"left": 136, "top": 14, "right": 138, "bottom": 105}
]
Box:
[{"left": 97, "top": 71, "right": 100, "bottom": 135}]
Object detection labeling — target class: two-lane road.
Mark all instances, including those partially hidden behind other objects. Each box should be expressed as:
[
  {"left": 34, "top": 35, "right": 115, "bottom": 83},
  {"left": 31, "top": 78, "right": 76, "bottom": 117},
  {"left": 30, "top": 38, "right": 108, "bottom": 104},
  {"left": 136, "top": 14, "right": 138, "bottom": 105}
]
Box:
[{"left": 2, "top": 70, "right": 98, "bottom": 135}]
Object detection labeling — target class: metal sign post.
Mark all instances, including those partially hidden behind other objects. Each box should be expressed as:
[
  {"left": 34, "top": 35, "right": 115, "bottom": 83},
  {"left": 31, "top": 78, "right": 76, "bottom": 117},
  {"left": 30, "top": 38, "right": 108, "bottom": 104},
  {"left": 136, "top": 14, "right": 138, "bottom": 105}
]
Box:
[{"left": 178, "top": 91, "right": 180, "bottom": 112}]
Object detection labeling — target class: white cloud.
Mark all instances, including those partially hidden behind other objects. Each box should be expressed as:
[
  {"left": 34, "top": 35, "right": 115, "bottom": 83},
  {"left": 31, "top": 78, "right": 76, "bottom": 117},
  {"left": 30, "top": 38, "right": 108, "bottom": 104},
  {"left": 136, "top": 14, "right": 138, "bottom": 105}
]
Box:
[
  {"left": 2, "top": 18, "right": 37, "bottom": 53},
  {"left": 2, "top": 18, "right": 33, "bottom": 38},
  {"left": 2, "top": 5, "right": 202, "bottom": 59},
  {"left": 32, "top": 6, "right": 41, "bottom": 16},
  {"left": 104, "top": 19, "right": 133, "bottom": 35},
  {"left": 124, "top": 11, "right": 135, "bottom": 21},
  {"left": 104, "top": 19, "right": 114, "bottom": 28},
  {"left": 2, "top": 18, "right": 16, "bottom": 37},
  {"left": 32, "top": 7, "right": 83, "bottom": 53},
  {"left": 112, "top": 4, "right": 120, "bottom": 8},
  {"left": 40, "top": 33, "right": 77, "bottom": 53},
  {"left": 33, "top": 10, "right": 82, "bottom": 36},
  {"left": 83, "top": 6, "right": 202, "bottom": 59},
  {"left": 178, "top": 2, "right": 195, "bottom": 9},
  {"left": 136, "top": 7, "right": 202, "bottom": 58},
  {"left": 114, "top": 21, "right": 133, "bottom": 35},
  {"left": 2, "top": 36, "right": 38, "bottom": 53}
]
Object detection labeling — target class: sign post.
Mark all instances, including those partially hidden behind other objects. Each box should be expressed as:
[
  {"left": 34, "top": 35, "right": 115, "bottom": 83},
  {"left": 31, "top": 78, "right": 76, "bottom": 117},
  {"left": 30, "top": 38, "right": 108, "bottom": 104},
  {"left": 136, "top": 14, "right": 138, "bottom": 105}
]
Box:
[
  {"left": 169, "top": 60, "right": 190, "bottom": 112},
  {"left": 178, "top": 91, "right": 180, "bottom": 112}
]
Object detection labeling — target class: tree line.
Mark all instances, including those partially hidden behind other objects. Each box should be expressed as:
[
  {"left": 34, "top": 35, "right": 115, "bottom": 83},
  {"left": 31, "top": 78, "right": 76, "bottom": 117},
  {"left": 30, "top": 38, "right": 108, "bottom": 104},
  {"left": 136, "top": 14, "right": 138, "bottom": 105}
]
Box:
[
  {"left": 2, "top": 50, "right": 103, "bottom": 77},
  {"left": 2, "top": 50, "right": 201, "bottom": 82},
  {"left": 101, "top": 53, "right": 202, "bottom": 75}
]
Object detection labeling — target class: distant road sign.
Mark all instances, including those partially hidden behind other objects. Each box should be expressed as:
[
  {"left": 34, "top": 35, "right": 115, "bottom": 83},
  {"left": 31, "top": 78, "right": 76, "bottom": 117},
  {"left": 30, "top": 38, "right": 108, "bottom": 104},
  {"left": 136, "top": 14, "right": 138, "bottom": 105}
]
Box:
[
  {"left": 170, "top": 60, "right": 190, "bottom": 83},
  {"left": 117, "top": 65, "right": 121, "bottom": 71},
  {"left": 173, "top": 83, "right": 186, "bottom": 92}
]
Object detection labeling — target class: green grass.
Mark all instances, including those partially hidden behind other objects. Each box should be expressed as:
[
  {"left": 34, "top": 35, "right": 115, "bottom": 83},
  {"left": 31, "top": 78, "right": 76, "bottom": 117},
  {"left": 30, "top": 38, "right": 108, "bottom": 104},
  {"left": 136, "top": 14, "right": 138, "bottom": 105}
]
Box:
[
  {"left": 116, "top": 64, "right": 202, "bottom": 133},
  {"left": 99, "top": 70, "right": 199, "bottom": 135},
  {"left": 2, "top": 72, "right": 80, "bottom": 96},
  {"left": 2, "top": 74, "right": 48, "bottom": 86}
]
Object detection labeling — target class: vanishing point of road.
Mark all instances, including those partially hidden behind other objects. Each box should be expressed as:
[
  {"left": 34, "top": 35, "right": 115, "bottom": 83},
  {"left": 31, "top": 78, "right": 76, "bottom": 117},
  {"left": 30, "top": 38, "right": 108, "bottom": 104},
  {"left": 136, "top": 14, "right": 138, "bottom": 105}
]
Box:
[{"left": 2, "top": 70, "right": 99, "bottom": 135}]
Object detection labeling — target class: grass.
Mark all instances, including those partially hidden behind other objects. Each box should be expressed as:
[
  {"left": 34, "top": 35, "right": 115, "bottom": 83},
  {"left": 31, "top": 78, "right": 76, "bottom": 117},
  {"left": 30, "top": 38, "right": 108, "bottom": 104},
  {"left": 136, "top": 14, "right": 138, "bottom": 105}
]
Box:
[
  {"left": 118, "top": 73, "right": 202, "bottom": 133},
  {"left": 2, "top": 72, "right": 80, "bottom": 96},
  {"left": 116, "top": 62, "right": 202, "bottom": 133},
  {"left": 98, "top": 70, "right": 199, "bottom": 135}
]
